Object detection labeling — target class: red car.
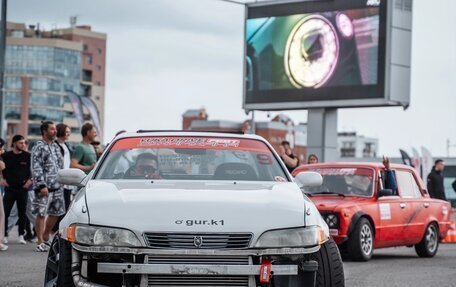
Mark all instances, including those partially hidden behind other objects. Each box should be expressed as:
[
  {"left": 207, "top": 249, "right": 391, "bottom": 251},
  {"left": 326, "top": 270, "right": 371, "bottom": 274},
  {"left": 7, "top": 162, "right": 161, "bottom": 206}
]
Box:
[{"left": 293, "top": 163, "right": 452, "bottom": 261}]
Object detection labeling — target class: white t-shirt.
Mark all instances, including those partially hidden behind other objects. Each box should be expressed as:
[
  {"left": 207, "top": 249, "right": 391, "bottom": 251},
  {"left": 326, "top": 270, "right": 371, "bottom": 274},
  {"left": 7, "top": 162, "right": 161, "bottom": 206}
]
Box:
[{"left": 60, "top": 142, "right": 71, "bottom": 169}]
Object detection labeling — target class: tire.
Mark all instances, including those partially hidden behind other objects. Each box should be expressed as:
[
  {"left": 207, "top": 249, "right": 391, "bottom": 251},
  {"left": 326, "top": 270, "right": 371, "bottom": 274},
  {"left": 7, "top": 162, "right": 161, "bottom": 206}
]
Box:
[
  {"left": 347, "top": 217, "right": 373, "bottom": 261},
  {"left": 44, "top": 236, "right": 74, "bottom": 287},
  {"left": 307, "top": 237, "right": 345, "bottom": 287},
  {"left": 415, "top": 222, "right": 439, "bottom": 258}
]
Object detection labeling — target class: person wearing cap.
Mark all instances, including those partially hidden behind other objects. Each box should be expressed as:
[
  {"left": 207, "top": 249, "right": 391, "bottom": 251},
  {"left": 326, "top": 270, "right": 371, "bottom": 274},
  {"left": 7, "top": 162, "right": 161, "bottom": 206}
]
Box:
[{"left": 2, "top": 134, "right": 32, "bottom": 245}]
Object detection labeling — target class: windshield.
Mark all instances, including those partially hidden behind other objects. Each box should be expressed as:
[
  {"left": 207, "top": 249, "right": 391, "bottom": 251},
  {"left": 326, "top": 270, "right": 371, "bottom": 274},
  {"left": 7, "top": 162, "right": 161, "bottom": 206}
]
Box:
[
  {"left": 95, "top": 136, "right": 289, "bottom": 182},
  {"left": 304, "top": 167, "right": 375, "bottom": 197}
]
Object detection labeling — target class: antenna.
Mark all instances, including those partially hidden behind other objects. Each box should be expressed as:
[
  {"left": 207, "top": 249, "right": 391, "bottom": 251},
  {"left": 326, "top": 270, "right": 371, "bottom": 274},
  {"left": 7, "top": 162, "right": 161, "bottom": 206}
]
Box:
[{"left": 70, "top": 15, "right": 79, "bottom": 28}]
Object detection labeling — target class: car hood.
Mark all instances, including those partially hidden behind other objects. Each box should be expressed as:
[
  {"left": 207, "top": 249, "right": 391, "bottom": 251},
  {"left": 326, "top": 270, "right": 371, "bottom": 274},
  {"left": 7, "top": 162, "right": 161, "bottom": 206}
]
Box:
[
  {"left": 310, "top": 196, "right": 372, "bottom": 211},
  {"left": 85, "top": 180, "right": 306, "bottom": 236}
]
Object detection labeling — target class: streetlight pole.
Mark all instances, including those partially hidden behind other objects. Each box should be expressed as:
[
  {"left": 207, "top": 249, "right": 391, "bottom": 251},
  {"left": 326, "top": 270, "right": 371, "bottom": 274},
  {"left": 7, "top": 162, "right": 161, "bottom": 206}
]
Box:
[{"left": 0, "top": 0, "right": 7, "bottom": 139}]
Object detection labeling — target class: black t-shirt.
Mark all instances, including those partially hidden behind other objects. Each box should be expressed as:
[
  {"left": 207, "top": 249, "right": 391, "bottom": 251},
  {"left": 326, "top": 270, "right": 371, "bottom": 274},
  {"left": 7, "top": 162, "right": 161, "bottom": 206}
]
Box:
[
  {"left": 3, "top": 150, "right": 31, "bottom": 189},
  {"left": 281, "top": 154, "right": 299, "bottom": 174}
]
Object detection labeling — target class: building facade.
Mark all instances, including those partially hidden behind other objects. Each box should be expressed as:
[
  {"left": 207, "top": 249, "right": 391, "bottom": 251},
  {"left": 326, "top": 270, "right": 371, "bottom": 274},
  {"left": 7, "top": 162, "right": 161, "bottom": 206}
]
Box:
[
  {"left": 338, "top": 132, "right": 378, "bottom": 158},
  {"left": 3, "top": 22, "right": 106, "bottom": 145}
]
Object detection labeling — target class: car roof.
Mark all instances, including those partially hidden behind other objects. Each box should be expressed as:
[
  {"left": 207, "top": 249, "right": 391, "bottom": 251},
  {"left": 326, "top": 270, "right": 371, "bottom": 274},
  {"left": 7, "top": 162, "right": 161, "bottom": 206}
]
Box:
[
  {"left": 297, "top": 162, "right": 415, "bottom": 171},
  {"left": 112, "top": 130, "right": 267, "bottom": 142}
]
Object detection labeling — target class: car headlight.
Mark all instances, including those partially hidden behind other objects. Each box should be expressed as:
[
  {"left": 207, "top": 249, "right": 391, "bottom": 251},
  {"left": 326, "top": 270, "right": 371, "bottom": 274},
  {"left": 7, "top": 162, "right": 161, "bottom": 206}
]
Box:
[
  {"left": 254, "top": 226, "right": 327, "bottom": 248},
  {"left": 324, "top": 213, "right": 339, "bottom": 228},
  {"left": 68, "top": 225, "right": 141, "bottom": 247}
]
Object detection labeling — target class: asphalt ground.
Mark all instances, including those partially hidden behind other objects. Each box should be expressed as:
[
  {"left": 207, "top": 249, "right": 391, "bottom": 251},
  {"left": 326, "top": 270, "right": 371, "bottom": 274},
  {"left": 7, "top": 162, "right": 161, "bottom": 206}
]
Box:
[{"left": 1, "top": 234, "right": 455, "bottom": 287}]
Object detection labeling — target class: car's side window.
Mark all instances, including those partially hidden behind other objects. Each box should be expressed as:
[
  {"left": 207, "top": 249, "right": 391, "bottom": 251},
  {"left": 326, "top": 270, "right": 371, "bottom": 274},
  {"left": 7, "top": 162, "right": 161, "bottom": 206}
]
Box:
[
  {"left": 396, "top": 170, "right": 421, "bottom": 198},
  {"left": 409, "top": 174, "right": 423, "bottom": 198}
]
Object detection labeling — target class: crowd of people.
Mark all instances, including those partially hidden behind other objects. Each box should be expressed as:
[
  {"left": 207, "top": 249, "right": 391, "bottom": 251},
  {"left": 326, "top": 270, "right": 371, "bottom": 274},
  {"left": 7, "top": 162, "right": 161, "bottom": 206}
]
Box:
[
  {"left": 0, "top": 132, "right": 454, "bottom": 252},
  {"left": 0, "top": 121, "right": 101, "bottom": 252}
]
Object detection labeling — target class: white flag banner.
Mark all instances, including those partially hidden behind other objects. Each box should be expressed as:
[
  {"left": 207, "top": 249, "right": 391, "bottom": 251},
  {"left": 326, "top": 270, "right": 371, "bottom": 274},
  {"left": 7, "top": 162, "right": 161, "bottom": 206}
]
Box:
[
  {"left": 421, "top": 146, "right": 433, "bottom": 182},
  {"left": 411, "top": 147, "right": 421, "bottom": 177}
]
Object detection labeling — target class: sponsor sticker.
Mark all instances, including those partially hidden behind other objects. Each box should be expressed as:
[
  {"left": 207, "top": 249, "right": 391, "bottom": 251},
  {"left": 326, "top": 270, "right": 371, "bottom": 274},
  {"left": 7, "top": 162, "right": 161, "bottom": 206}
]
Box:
[
  {"left": 379, "top": 203, "right": 391, "bottom": 220},
  {"left": 274, "top": 176, "right": 287, "bottom": 182},
  {"left": 329, "top": 229, "right": 339, "bottom": 236}
]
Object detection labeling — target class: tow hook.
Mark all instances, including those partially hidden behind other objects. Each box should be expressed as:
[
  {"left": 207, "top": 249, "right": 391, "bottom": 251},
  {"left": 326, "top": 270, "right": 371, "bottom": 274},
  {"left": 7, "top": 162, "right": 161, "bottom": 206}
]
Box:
[{"left": 259, "top": 257, "right": 272, "bottom": 283}]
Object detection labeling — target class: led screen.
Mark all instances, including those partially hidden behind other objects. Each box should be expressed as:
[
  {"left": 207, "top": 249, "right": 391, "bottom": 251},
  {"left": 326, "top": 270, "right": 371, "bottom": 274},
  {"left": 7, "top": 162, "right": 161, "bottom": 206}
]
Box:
[{"left": 244, "top": 0, "right": 388, "bottom": 109}]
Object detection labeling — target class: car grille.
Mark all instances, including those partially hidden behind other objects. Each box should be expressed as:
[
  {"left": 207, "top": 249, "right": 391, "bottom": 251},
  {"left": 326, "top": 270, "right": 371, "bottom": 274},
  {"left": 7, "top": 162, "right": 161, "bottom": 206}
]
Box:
[
  {"left": 147, "top": 255, "right": 250, "bottom": 287},
  {"left": 143, "top": 233, "right": 253, "bottom": 249}
]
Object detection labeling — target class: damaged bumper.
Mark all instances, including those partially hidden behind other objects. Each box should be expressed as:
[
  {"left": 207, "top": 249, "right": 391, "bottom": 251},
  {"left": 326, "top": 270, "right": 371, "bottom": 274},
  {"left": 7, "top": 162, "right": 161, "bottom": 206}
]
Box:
[{"left": 71, "top": 244, "right": 320, "bottom": 287}]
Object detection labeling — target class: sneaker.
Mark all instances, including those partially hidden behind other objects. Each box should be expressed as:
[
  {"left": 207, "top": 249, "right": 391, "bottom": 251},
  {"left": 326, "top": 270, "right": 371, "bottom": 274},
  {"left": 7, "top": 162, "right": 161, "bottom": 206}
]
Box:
[
  {"left": 2, "top": 237, "right": 8, "bottom": 244},
  {"left": 27, "top": 237, "right": 38, "bottom": 243},
  {"left": 35, "top": 243, "right": 49, "bottom": 252},
  {"left": 0, "top": 244, "right": 7, "bottom": 251},
  {"left": 18, "top": 235, "right": 27, "bottom": 245}
]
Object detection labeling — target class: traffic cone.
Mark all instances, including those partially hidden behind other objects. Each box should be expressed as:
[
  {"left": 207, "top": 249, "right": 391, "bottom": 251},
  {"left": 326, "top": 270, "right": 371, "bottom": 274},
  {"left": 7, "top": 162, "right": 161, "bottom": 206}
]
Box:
[{"left": 442, "top": 222, "right": 456, "bottom": 243}]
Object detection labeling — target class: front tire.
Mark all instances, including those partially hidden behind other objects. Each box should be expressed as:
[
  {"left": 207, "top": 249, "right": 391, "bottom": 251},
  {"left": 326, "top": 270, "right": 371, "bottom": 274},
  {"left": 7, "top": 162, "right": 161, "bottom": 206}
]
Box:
[
  {"left": 44, "top": 236, "right": 74, "bottom": 287},
  {"left": 415, "top": 222, "right": 439, "bottom": 258},
  {"left": 309, "top": 237, "right": 345, "bottom": 287},
  {"left": 347, "top": 218, "right": 373, "bottom": 261}
]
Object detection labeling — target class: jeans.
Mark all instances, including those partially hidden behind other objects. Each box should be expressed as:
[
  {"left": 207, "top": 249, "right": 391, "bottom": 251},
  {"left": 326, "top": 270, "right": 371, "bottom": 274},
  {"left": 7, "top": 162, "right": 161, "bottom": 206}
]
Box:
[{"left": 3, "top": 187, "right": 28, "bottom": 237}]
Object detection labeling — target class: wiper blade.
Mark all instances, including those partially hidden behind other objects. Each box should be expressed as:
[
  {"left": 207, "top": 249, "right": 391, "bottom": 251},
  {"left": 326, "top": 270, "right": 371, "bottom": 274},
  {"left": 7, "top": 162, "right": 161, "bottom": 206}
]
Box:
[{"left": 311, "top": 191, "right": 346, "bottom": 197}]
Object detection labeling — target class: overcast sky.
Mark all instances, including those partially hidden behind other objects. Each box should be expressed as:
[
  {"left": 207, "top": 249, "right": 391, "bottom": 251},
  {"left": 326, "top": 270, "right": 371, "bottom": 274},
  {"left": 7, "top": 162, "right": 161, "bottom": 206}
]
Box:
[{"left": 8, "top": 0, "right": 456, "bottom": 157}]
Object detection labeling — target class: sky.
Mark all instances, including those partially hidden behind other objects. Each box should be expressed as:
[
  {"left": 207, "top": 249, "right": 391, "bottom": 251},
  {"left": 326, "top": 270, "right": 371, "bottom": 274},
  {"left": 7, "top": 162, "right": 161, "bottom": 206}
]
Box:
[{"left": 8, "top": 0, "right": 456, "bottom": 157}]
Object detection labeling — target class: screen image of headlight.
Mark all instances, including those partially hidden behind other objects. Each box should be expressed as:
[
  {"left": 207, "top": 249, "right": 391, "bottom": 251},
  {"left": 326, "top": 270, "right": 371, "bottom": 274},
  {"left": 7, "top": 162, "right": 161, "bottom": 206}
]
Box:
[
  {"left": 284, "top": 15, "right": 339, "bottom": 88},
  {"left": 74, "top": 225, "right": 141, "bottom": 247}
]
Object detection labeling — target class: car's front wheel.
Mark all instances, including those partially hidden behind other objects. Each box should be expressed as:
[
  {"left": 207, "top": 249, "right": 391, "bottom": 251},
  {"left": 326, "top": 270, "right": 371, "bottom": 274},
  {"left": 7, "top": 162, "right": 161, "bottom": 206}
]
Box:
[
  {"left": 44, "top": 236, "right": 74, "bottom": 287},
  {"left": 308, "top": 237, "right": 345, "bottom": 287},
  {"left": 347, "top": 217, "right": 374, "bottom": 261},
  {"left": 415, "top": 222, "right": 439, "bottom": 258}
]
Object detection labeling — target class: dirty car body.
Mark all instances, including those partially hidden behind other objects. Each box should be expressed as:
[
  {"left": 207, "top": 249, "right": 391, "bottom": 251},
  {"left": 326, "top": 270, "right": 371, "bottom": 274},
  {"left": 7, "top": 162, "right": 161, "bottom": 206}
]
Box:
[
  {"left": 45, "top": 132, "right": 344, "bottom": 287},
  {"left": 293, "top": 163, "right": 452, "bottom": 261}
]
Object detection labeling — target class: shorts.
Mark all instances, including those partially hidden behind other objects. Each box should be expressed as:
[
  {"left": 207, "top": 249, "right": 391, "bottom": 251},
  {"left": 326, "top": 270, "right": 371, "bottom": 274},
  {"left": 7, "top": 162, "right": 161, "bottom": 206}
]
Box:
[{"left": 31, "top": 188, "right": 66, "bottom": 217}]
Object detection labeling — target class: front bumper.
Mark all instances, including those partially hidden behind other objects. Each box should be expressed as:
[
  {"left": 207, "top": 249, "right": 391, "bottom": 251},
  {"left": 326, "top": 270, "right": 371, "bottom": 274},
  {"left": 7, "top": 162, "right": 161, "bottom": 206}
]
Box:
[
  {"left": 72, "top": 243, "right": 321, "bottom": 256},
  {"left": 71, "top": 244, "right": 320, "bottom": 287}
]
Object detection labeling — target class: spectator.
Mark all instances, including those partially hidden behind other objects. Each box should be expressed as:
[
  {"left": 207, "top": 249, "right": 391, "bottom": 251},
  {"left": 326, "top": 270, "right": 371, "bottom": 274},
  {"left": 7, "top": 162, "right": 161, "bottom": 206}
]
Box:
[
  {"left": 382, "top": 156, "right": 397, "bottom": 194},
  {"left": 2, "top": 135, "right": 32, "bottom": 245},
  {"left": 307, "top": 154, "right": 319, "bottom": 164},
  {"left": 427, "top": 159, "right": 446, "bottom": 200},
  {"left": 0, "top": 138, "right": 8, "bottom": 251},
  {"left": 53, "top": 123, "right": 72, "bottom": 232},
  {"left": 278, "top": 141, "right": 299, "bottom": 173},
  {"left": 31, "top": 121, "right": 65, "bottom": 252},
  {"left": 71, "top": 123, "right": 99, "bottom": 174}
]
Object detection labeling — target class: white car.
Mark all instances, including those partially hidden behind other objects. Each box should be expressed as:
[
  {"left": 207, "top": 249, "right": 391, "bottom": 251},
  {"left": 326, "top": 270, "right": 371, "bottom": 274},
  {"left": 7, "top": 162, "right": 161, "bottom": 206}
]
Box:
[{"left": 45, "top": 131, "right": 344, "bottom": 287}]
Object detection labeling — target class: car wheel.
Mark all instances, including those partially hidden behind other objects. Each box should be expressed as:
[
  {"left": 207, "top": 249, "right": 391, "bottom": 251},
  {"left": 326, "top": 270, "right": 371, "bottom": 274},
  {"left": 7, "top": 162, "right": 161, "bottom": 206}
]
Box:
[
  {"left": 305, "top": 237, "right": 345, "bottom": 287},
  {"left": 44, "top": 236, "right": 74, "bottom": 287},
  {"left": 347, "top": 217, "right": 373, "bottom": 261},
  {"left": 415, "top": 222, "right": 439, "bottom": 258}
]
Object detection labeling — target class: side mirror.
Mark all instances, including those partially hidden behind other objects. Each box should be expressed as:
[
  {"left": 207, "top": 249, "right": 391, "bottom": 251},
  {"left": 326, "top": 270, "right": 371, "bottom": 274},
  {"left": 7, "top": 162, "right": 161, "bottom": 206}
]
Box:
[
  {"left": 295, "top": 171, "right": 323, "bottom": 188},
  {"left": 57, "top": 168, "right": 87, "bottom": 187},
  {"left": 378, "top": 189, "right": 393, "bottom": 197}
]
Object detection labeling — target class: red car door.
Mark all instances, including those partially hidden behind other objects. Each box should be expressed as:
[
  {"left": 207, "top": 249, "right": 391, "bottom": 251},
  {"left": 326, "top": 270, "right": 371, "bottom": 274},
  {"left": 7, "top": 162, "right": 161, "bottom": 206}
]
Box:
[
  {"left": 376, "top": 170, "right": 413, "bottom": 247},
  {"left": 394, "top": 169, "right": 425, "bottom": 244}
]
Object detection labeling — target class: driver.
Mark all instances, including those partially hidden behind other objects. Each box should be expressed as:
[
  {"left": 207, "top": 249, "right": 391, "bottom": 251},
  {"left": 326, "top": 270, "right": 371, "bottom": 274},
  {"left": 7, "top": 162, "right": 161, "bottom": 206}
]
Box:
[{"left": 126, "top": 153, "right": 161, "bottom": 179}]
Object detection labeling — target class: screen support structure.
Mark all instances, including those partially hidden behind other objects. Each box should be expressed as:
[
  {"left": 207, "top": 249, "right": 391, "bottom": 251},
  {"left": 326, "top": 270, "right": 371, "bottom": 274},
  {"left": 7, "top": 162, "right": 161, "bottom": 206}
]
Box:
[{"left": 307, "top": 108, "right": 338, "bottom": 162}]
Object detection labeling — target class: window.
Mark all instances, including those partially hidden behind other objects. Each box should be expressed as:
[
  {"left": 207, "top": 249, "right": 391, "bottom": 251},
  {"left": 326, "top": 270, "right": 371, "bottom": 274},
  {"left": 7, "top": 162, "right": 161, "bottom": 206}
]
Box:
[
  {"left": 82, "top": 70, "right": 92, "bottom": 82},
  {"left": 96, "top": 137, "right": 288, "bottom": 182},
  {"left": 83, "top": 44, "right": 89, "bottom": 51},
  {"left": 396, "top": 170, "right": 421, "bottom": 198},
  {"left": 85, "top": 55, "right": 92, "bottom": 65}
]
